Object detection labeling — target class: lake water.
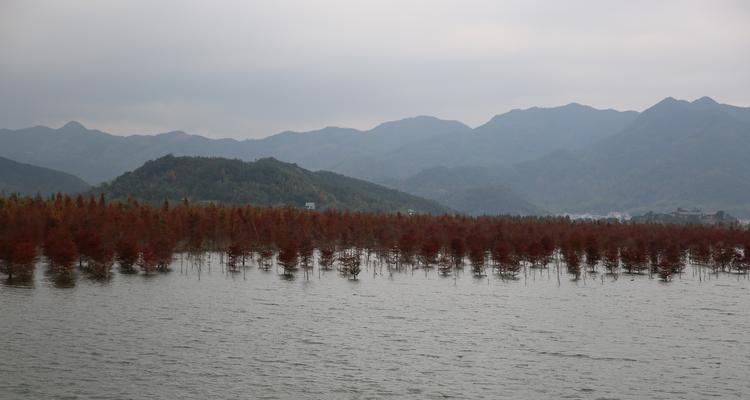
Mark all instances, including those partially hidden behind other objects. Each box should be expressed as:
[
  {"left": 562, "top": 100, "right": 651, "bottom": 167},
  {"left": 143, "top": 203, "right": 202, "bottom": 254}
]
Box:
[{"left": 1, "top": 256, "right": 749, "bottom": 399}]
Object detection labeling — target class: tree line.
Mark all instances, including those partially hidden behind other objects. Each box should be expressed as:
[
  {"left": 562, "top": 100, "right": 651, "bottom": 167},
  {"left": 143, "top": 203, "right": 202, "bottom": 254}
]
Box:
[{"left": 1, "top": 194, "right": 749, "bottom": 282}]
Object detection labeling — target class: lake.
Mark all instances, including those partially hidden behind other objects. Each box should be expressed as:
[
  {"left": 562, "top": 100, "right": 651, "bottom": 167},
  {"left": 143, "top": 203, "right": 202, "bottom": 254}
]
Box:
[{"left": 1, "top": 256, "right": 749, "bottom": 399}]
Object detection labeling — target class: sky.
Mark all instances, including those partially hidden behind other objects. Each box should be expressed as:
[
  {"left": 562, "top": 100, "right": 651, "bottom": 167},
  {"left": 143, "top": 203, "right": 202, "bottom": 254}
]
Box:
[{"left": 1, "top": 0, "right": 749, "bottom": 139}]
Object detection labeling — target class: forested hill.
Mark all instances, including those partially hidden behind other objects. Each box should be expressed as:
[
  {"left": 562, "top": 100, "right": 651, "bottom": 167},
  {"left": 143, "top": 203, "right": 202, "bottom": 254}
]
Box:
[
  {"left": 93, "top": 155, "right": 451, "bottom": 214},
  {"left": 0, "top": 156, "right": 90, "bottom": 196}
]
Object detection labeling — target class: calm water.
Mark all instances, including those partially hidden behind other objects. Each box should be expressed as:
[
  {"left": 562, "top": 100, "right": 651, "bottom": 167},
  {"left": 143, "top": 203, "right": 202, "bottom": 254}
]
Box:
[{"left": 1, "top": 256, "right": 749, "bottom": 399}]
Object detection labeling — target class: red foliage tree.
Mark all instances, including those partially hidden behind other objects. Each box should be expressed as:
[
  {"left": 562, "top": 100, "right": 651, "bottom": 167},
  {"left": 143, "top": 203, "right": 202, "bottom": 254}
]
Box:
[
  {"left": 44, "top": 225, "right": 78, "bottom": 275},
  {"left": 584, "top": 234, "right": 601, "bottom": 272}
]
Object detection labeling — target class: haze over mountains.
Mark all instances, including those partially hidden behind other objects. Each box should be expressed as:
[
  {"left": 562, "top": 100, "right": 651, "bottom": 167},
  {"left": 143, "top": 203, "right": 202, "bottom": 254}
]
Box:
[
  {"left": 2, "top": 96, "right": 749, "bottom": 216},
  {"left": 484, "top": 97, "right": 750, "bottom": 216},
  {"left": 0, "top": 103, "right": 637, "bottom": 185}
]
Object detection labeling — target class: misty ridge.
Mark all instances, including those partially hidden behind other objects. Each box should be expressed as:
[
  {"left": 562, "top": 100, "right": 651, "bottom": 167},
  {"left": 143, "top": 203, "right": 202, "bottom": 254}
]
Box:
[{"left": 2, "top": 96, "right": 750, "bottom": 217}]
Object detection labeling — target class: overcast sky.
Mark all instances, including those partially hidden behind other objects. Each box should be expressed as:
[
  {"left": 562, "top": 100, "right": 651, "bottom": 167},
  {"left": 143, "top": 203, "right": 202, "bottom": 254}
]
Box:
[{"left": 1, "top": 0, "right": 748, "bottom": 138}]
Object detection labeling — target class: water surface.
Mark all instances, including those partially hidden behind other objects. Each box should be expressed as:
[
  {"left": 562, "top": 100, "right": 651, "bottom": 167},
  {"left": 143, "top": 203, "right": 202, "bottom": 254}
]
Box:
[{"left": 1, "top": 258, "right": 749, "bottom": 399}]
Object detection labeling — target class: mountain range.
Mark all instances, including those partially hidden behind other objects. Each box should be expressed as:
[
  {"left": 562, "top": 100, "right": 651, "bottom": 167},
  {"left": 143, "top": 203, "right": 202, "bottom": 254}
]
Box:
[
  {"left": 2, "top": 96, "right": 748, "bottom": 216},
  {"left": 0, "top": 104, "right": 636, "bottom": 185},
  {"left": 489, "top": 97, "right": 750, "bottom": 216}
]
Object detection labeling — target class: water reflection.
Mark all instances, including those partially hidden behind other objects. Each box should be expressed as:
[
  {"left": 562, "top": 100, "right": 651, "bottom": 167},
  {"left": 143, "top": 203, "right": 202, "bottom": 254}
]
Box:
[
  {"left": 1, "top": 255, "right": 749, "bottom": 399},
  {"left": 50, "top": 273, "right": 77, "bottom": 289},
  {"left": 2, "top": 275, "right": 35, "bottom": 288}
]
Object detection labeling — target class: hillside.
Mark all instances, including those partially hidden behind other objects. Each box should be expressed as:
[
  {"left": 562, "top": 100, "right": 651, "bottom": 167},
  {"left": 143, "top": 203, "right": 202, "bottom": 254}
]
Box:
[
  {"left": 396, "top": 166, "right": 543, "bottom": 216},
  {"left": 366, "top": 103, "right": 637, "bottom": 180},
  {"left": 494, "top": 97, "right": 750, "bottom": 216},
  {"left": 0, "top": 156, "right": 90, "bottom": 196},
  {"left": 93, "top": 155, "right": 451, "bottom": 214}
]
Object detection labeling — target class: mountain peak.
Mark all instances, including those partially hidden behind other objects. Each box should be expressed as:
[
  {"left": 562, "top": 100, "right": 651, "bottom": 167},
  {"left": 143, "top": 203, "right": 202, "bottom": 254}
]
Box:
[
  {"left": 643, "top": 97, "right": 691, "bottom": 113},
  {"left": 60, "top": 121, "right": 86, "bottom": 130},
  {"left": 692, "top": 96, "right": 718, "bottom": 106},
  {"left": 157, "top": 130, "right": 190, "bottom": 138},
  {"left": 644, "top": 96, "right": 726, "bottom": 115},
  {"left": 656, "top": 96, "right": 681, "bottom": 105},
  {"left": 368, "top": 115, "right": 470, "bottom": 136},
  {"left": 372, "top": 115, "right": 466, "bottom": 128}
]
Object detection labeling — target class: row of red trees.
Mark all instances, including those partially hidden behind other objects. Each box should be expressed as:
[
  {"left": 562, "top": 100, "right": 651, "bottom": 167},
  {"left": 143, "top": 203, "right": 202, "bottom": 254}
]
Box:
[{"left": 1, "top": 194, "right": 749, "bottom": 282}]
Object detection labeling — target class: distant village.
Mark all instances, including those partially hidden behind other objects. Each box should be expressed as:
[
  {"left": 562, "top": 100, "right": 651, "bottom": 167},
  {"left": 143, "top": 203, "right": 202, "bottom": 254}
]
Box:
[
  {"left": 630, "top": 208, "right": 738, "bottom": 226},
  {"left": 562, "top": 208, "right": 741, "bottom": 226}
]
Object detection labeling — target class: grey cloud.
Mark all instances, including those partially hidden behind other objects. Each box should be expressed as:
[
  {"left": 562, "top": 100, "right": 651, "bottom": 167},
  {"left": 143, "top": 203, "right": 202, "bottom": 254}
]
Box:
[{"left": 1, "top": 0, "right": 748, "bottom": 138}]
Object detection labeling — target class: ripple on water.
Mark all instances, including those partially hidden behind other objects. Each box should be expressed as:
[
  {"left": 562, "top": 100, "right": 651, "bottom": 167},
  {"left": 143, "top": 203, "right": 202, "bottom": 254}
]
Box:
[{"left": 1, "top": 260, "right": 749, "bottom": 399}]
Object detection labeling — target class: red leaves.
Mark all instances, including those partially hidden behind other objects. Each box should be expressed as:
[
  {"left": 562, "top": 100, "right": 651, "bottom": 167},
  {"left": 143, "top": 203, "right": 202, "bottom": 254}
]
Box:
[
  {"left": 337, "top": 248, "right": 361, "bottom": 279},
  {"left": 658, "top": 244, "right": 685, "bottom": 281},
  {"left": 1, "top": 193, "right": 749, "bottom": 283},
  {"left": 116, "top": 232, "right": 140, "bottom": 272},
  {"left": 583, "top": 234, "right": 600, "bottom": 267},
  {"left": 277, "top": 238, "right": 300, "bottom": 275},
  {"left": 620, "top": 240, "right": 648, "bottom": 274},
  {"left": 138, "top": 245, "right": 159, "bottom": 274},
  {"left": 449, "top": 237, "right": 466, "bottom": 267},
  {"left": 44, "top": 225, "right": 78, "bottom": 274},
  {"left": 418, "top": 235, "right": 441, "bottom": 267},
  {"left": 7, "top": 241, "right": 37, "bottom": 278}
]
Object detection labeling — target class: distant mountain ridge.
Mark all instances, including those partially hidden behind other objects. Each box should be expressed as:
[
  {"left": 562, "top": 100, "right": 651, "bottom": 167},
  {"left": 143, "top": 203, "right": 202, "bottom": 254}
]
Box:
[
  {"left": 0, "top": 103, "right": 635, "bottom": 185},
  {"left": 93, "top": 155, "right": 451, "bottom": 214},
  {"left": 434, "top": 97, "right": 750, "bottom": 216},
  {"left": 3, "top": 96, "right": 748, "bottom": 215},
  {"left": 0, "top": 121, "right": 246, "bottom": 184},
  {"left": 0, "top": 116, "right": 471, "bottom": 185},
  {"left": 0, "top": 156, "right": 90, "bottom": 196}
]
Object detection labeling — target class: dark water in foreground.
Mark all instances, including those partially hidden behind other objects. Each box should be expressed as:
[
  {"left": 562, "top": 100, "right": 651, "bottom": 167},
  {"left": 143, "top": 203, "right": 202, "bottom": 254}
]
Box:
[{"left": 1, "top": 257, "right": 749, "bottom": 400}]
